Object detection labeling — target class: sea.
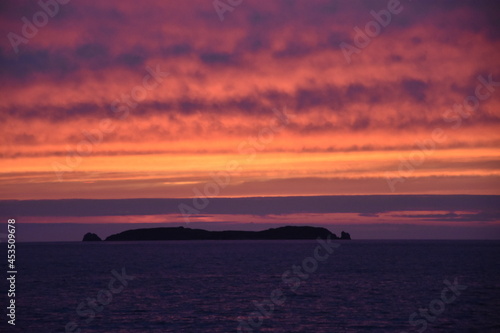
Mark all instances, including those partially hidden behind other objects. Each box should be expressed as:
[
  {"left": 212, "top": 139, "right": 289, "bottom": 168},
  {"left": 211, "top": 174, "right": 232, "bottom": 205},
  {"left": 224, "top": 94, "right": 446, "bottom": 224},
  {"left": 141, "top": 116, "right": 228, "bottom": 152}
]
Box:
[{"left": 1, "top": 240, "right": 499, "bottom": 332}]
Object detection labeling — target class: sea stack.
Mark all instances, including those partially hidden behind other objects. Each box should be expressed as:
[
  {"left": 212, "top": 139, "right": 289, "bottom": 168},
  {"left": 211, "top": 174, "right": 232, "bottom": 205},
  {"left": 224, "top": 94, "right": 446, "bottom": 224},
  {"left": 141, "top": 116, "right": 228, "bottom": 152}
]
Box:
[
  {"left": 340, "top": 231, "right": 351, "bottom": 240},
  {"left": 82, "top": 232, "right": 102, "bottom": 241}
]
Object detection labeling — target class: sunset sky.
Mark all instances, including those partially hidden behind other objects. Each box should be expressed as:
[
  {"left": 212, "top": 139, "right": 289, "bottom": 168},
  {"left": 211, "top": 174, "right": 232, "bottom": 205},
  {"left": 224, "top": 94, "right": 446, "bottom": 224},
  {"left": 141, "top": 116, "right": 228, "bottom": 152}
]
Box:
[{"left": 1, "top": 0, "right": 499, "bottom": 240}]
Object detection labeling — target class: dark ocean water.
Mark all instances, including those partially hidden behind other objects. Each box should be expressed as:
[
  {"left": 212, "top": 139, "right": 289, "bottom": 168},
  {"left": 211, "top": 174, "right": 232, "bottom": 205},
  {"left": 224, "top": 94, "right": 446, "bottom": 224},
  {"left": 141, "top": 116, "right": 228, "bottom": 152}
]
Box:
[{"left": 1, "top": 240, "right": 499, "bottom": 332}]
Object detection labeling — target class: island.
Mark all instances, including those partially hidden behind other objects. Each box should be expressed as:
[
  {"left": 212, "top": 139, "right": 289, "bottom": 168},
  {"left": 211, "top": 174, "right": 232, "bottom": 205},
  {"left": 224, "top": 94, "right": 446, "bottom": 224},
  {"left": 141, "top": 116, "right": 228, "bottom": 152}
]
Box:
[{"left": 82, "top": 226, "right": 351, "bottom": 241}]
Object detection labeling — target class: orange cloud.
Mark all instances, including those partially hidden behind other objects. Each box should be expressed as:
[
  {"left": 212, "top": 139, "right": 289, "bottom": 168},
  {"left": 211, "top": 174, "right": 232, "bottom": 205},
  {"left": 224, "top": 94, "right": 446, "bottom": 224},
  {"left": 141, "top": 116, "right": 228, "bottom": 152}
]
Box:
[{"left": 1, "top": 0, "right": 499, "bottom": 200}]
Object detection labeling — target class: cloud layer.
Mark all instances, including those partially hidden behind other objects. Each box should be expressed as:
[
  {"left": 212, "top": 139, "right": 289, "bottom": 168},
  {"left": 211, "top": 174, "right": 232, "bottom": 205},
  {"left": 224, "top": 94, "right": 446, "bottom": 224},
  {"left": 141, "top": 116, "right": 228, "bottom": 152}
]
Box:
[{"left": 0, "top": 0, "right": 499, "bottom": 199}]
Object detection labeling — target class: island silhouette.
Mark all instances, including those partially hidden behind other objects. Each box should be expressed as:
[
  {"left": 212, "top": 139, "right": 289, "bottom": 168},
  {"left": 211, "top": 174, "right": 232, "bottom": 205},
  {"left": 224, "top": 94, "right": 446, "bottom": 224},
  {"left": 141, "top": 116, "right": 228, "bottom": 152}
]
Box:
[{"left": 83, "top": 226, "right": 351, "bottom": 241}]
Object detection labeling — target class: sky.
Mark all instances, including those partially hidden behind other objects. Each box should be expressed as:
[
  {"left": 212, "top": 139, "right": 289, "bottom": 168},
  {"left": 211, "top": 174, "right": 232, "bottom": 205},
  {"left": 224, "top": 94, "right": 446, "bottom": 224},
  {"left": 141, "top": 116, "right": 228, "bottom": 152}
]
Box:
[{"left": 0, "top": 0, "right": 499, "bottom": 240}]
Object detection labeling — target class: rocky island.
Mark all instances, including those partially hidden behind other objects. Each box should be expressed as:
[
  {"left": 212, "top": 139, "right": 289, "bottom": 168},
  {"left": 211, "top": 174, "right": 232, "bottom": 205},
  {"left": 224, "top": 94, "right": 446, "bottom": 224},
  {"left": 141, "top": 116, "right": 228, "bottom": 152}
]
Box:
[{"left": 82, "top": 226, "right": 351, "bottom": 241}]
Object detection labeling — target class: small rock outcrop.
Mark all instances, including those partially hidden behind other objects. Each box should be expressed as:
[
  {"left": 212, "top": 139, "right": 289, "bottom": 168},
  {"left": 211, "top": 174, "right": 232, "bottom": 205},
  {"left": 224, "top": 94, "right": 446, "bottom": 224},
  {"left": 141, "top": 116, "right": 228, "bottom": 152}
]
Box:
[
  {"left": 340, "top": 231, "right": 351, "bottom": 240},
  {"left": 82, "top": 233, "right": 102, "bottom": 242}
]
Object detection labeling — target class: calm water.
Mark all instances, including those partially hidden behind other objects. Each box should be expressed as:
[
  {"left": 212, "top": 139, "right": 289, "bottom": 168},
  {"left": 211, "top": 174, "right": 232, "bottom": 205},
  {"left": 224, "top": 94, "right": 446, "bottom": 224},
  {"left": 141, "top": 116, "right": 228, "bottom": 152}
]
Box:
[{"left": 1, "top": 240, "right": 499, "bottom": 332}]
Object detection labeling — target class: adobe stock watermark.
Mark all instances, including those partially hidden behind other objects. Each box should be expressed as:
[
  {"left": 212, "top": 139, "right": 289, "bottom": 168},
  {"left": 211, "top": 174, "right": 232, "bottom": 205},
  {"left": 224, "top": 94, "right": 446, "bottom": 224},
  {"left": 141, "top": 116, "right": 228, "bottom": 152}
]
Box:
[
  {"left": 401, "top": 278, "right": 467, "bottom": 333},
  {"left": 178, "top": 106, "right": 294, "bottom": 223},
  {"left": 386, "top": 73, "right": 500, "bottom": 192},
  {"left": 64, "top": 267, "right": 135, "bottom": 333},
  {"left": 340, "top": 0, "right": 404, "bottom": 64},
  {"left": 51, "top": 64, "right": 169, "bottom": 181},
  {"left": 213, "top": 0, "right": 243, "bottom": 22},
  {"left": 7, "top": 0, "right": 71, "bottom": 54},
  {"left": 236, "top": 235, "right": 340, "bottom": 332}
]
